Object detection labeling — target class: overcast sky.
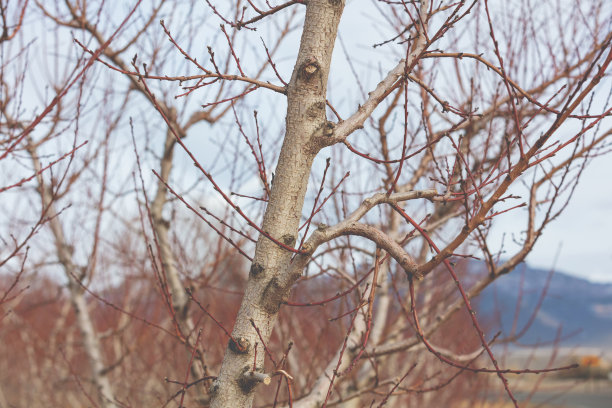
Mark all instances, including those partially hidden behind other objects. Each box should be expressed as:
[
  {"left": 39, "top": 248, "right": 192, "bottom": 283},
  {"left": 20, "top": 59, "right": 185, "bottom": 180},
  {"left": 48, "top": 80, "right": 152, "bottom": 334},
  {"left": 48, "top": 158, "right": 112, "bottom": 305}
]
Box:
[
  {"left": 329, "top": 1, "right": 612, "bottom": 283},
  {"left": 194, "top": 1, "right": 612, "bottom": 283},
  {"left": 10, "top": 0, "right": 610, "bottom": 284}
]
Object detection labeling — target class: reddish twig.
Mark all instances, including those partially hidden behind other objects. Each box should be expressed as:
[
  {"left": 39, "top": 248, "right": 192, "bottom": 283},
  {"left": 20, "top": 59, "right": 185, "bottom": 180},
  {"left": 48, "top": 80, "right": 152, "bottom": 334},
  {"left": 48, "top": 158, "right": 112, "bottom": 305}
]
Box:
[
  {"left": 321, "top": 293, "right": 365, "bottom": 408},
  {"left": 238, "top": 0, "right": 305, "bottom": 29},
  {"left": 59, "top": 347, "right": 100, "bottom": 408},
  {"left": 220, "top": 24, "right": 245, "bottom": 76},
  {"left": 0, "top": 142, "right": 87, "bottom": 193},
  {"left": 186, "top": 289, "right": 245, "bottom": 352},
  {"left": 298, "top": 170, "right": 350, "bottom": 233},
  {"left": 131, "top": 67, "right": 306, "bottom": 255},
  {"left": 250, "top": 319, "right": 278, "bottom": 367},
  {"left": 297, "top": 157, "right": 331, "bottom": 251},
  {"left": 375, "top": 365, "right": 416, "bottom": 407},
  {"left": 0, "top": 0, "right": 143, "bottom": 161},
  {"left": 338, "top": 248, "right": 382, "bottom": 376},
  {"left": 178, "top": 329, "right": 202, "bottom": 407}
]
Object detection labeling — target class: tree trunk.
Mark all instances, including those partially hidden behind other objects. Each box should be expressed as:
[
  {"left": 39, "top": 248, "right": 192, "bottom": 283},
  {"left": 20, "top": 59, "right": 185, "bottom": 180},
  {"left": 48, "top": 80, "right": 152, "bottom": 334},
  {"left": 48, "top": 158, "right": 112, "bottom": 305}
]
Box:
[
  {"left": 149, "top": 129, "right": 208, "bottom": 398},
  {"left": 209, "top": 1, "right": 345, "bottom": 406},
  {"left": 29, "top": 148, "right": 116, "bottom": 408}
]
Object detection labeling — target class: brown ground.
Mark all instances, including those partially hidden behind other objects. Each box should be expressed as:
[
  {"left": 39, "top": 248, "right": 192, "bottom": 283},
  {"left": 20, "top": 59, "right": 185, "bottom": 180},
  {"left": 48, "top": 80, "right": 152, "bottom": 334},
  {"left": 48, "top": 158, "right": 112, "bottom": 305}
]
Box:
[{"left": 471, "top": 379, "right": 612, "bottom": 408}]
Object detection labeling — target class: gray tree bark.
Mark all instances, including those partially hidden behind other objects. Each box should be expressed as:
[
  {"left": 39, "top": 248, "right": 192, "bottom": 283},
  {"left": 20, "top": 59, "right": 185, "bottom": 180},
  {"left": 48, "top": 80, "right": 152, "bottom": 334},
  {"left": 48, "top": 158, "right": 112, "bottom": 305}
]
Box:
[{"left": 209, "top": 1, "right": 345, "bottom": 406}]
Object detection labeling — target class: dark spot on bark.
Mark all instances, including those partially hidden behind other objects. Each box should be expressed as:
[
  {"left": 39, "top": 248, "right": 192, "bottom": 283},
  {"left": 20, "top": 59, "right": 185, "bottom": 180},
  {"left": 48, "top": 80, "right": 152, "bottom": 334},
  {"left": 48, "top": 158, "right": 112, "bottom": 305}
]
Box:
[
  {"left": 237, "top": 366, "right": 257, "bottom": 393},
  {"left": 228, "top": 337, "right": 250, "bottom": 354},
  {"left": 249, "top": 263, "right": 264, "bottom": 279},
  {"left": 289, "top": 271, "right": 302, "bottom": 284},
  {"left": 323, "top": 121, "right": 335, "bottom": 136},
  {"left": 306, "top": 101, "right": 326, "bottom": 118},
  {"left": 208, "top": 379, "right": 219, "bottom": 396},
  {"left": 261, "top": 277, "right": 286, "bottom": 314},
  {"left": 281, "top": 234, "right": 296, "bottom": 246}
]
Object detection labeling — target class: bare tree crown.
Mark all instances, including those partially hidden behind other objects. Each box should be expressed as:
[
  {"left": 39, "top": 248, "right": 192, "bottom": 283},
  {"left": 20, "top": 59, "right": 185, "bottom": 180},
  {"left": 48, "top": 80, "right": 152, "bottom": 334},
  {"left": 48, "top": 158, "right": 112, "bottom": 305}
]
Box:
[{"left": 1, "top": 0, "right": 611, "bottom": 407}]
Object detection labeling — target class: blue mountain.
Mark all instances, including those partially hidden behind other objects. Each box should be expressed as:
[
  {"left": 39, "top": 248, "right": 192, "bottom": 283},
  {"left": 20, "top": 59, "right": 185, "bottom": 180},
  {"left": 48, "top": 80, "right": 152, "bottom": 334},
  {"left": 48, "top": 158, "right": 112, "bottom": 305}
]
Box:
[{"left": 475, "top": 265, "right": 612, "bottom": 347}]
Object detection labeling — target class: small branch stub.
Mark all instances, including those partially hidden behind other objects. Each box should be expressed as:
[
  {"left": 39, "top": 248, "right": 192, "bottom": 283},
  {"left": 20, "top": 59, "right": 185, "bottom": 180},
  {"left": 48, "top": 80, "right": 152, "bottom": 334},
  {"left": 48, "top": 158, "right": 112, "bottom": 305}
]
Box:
[
  {"left": 242, "top": 371, "right": 271, "bottom": 386},
  {"left": 239, "top": 368, "right": 271, "bottom": 393}
]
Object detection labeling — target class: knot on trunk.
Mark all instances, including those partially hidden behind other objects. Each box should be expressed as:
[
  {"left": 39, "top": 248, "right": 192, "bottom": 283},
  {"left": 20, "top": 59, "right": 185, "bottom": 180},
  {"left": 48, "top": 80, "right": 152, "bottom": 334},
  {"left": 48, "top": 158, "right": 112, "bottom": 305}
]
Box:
[
  {"left": 229, "top": 337, "right": 251, "bottom": 354},
  {"left": 249, "top": 262, "right": 265, "bottom": 279},
  {"left": 260, "top": 277, "right": 288, "bottom": 314},
  {"left": 299, "top": 57, "right": 321, "bottom": 83}
]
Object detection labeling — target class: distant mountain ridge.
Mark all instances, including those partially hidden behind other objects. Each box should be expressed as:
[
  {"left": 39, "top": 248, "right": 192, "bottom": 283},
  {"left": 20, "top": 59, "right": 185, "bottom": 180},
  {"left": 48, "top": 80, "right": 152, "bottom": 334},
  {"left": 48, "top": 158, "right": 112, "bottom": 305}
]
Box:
[{"left": 474, "top": 264, "right": 612, "bottom": 348}]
